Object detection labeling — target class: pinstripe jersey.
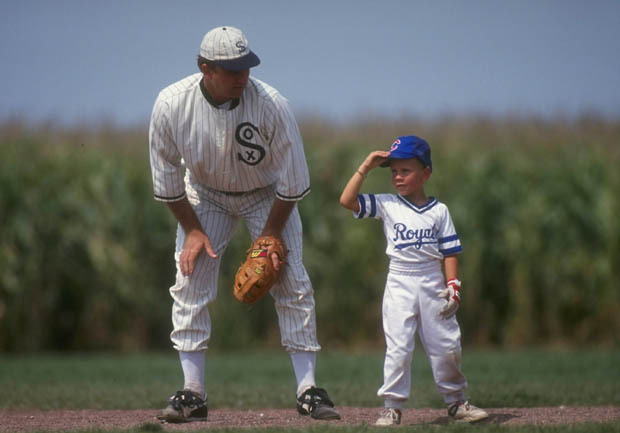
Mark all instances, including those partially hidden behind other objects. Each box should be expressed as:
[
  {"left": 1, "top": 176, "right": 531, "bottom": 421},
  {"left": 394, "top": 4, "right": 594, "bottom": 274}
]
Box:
[
  {"left": 149, "top": 73, "right": 310, "bottom": 202},
  {"left": 355, "top": 194, "right": 462, "bottom": 272}
]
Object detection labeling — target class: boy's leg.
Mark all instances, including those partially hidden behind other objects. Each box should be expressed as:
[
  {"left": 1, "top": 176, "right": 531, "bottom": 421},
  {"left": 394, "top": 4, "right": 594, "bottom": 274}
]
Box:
[
  {"left": 417, "top": 268, "right": 467, "bottom": 405},
  {"left": 417, "top": 269, "right": 488, "bottom": 422},
  {"left": 376, "top": 271, "right": 419, "bottom": 406}
]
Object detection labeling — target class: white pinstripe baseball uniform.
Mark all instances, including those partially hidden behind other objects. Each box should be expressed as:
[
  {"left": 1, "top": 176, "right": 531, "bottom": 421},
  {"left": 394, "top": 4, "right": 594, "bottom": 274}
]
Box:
[
  {"left": 149, "top": 27, "right": 341, "bottom": 422},
  {"left": 354, "top": 193, "right": 468, "bottom": 405},
  {"left": 149, "top": 73, "right": 320, "bottom": 353}
]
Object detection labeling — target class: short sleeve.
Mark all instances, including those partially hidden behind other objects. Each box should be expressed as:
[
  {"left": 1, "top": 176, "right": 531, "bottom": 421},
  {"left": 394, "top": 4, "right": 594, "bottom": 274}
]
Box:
[
  {"left": 148, "top": 96, "right": 186, "bottom": 202},
  {"left": 437, "top": 206, "right": 462, "bottom": 256},
  {"left": 269, "top": 94, "right": 310, "bottom": 201},
  {"left": 353, "top": 193, "right": 384, "bottom": 220}
]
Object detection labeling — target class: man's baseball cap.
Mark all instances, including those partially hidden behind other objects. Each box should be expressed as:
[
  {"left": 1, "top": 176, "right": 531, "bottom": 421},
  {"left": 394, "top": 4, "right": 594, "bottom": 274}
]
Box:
[
  {"left": 200, "top": 26, "right": 260, "bottom": 71},
  {"left": 380, "top": 135, "right": 432, "bottom": 171}
]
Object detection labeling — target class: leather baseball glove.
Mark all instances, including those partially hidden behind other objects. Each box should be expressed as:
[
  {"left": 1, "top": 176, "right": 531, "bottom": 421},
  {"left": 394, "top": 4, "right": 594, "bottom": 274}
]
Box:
[{"left": 233, "top": 236, "right": 287, "bottom": 304}]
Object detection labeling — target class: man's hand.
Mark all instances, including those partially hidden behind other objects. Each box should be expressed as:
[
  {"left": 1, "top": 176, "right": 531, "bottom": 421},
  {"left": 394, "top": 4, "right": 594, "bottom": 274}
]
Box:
[
  {"left": 166, "top": 198, "right": 217, "bottom": 276},
  {"left": 271, "top": 252, "right": 285, "bottom": 271},
  {"left": 180, "top": 229, "right": 217, "bottom": 276},
  {"left": 261, "top": 198, "right": 295, "bottom": 272},
  {"left": 233, "top": 236, "right": 287, "bottom": 304}
]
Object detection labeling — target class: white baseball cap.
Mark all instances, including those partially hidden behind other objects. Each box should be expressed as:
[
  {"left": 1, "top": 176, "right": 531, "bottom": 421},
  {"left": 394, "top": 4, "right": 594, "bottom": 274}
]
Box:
[{"left": 199, "top": 26, "right": 260, "bottom": 71}]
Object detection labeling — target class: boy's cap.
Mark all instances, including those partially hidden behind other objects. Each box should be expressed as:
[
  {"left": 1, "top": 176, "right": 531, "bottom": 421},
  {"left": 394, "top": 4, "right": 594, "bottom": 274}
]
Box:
[
  {"left": 200, "top": 26, "right": 260, "bottom": 71},
  {"left": 380, "top": 135, "right": 432, "bottom": 171}
]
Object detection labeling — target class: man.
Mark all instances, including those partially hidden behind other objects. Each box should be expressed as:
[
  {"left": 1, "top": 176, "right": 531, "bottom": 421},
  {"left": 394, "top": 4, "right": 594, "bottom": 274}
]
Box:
[{"left": 148, "top": 26, "right": 340, "bottom": 423}]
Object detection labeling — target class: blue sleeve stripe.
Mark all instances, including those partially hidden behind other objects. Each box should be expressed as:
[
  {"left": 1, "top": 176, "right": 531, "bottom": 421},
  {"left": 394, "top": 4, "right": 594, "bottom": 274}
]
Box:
[
  {"left": 438, "top": 234, "right": 459, "bottom": 243},
  {"left": 440, "top": 246, "right": 463, "bottom": 255},
  {"left": 357, "top": 194, "right": 366, "bottom": 218},
  {"left": 369, "top": 194, "right": 377, "bottom": 218}
]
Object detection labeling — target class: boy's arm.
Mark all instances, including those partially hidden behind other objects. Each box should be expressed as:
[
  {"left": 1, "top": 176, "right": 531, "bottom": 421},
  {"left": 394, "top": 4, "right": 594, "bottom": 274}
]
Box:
[
  {"left": 338, "top": 171, "right": 365, "bottom": 212},
  {"left": 439, "top": 255, "right": 461, "bottom": 319},
  {"left": 339, "top": 150, "right": 390, "bottom": 212},
  {"left": 444, "top": 255, "right": 459, "bottom": 281}
]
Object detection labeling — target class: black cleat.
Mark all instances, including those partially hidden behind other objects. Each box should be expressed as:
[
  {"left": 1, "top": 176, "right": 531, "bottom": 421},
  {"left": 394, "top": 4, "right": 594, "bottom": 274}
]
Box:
[
  {"left": 157, "top": 390, "right": 208, "bottom": 423},
  {"left": 296, "top": 386, "right": 341, "bottom": 420}
]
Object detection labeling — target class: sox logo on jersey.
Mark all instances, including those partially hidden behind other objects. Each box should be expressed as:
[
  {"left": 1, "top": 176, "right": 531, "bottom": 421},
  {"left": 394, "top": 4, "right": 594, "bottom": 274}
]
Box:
[{"left": 236, "top": 122, "right": 265, "bottom": 165}]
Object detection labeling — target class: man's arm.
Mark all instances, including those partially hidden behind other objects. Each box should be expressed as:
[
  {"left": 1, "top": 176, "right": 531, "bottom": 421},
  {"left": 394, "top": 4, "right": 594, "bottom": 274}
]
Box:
[
  {"left": 166, "top": 197, "right": 217, "bottom": 276},
  {"left": 260, "top": 198, "right": 296, "bottom": 270},
  {"left": 261, "top": 198, "right": 296, "bottom": 237}
]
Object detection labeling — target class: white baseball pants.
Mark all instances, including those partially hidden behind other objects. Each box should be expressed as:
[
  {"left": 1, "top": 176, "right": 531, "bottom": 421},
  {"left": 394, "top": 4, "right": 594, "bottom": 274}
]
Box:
[{"left": 377, "top": 262, "right": 467, "bottom": 405}]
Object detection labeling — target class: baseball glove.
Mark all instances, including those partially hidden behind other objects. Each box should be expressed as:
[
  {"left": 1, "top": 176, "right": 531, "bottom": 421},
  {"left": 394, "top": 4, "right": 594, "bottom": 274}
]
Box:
[{"left": 233, "top": 236, "right": 287, "bottom": 304}]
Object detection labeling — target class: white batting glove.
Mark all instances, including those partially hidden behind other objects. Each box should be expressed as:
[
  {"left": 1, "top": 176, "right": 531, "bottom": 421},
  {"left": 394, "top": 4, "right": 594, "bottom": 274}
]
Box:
[{"left": 438, "top": 279, "right": 461, "bottom": 319}]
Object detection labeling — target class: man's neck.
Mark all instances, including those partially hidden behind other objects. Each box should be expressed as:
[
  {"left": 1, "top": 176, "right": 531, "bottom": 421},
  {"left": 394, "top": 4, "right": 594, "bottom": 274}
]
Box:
[{"left": 199, "top": 78, "right": 239, "bottom": 109}]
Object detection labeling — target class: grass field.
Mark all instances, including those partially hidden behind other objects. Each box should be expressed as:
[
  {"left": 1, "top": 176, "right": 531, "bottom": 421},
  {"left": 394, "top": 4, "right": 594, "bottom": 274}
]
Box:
[{"left": 1, "top": 347, "right": 619, "bottom": 432}]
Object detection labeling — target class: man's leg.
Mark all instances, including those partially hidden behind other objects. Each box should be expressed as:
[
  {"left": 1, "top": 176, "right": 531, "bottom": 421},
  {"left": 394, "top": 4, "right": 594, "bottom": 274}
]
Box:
[
  {"left": 290, "top": 351, "right": 316, "bottom": 396},
  {"left": 243, "top": 191, "right": 339, "bottom": 420},
  {"left": 180, "top": 351, "right": 206, "bottom": 398},
  {"left": 159, "top": 196, "right": 238, "bottom": 422}
]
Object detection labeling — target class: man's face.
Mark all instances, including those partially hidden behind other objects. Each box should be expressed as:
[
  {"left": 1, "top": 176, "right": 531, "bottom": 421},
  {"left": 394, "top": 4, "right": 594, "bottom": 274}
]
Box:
[{"left": 203, "top": 65, "right": 250, "bottom": 102}]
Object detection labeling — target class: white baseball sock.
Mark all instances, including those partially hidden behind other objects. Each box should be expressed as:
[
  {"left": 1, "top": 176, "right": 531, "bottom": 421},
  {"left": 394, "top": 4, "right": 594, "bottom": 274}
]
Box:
[
  {"left": 290, "top": 351, "right": 316, "bottom": 397},
  {"left": 179, "top": 350, "right": 206, "bottom": 399},
  {"left": 385, "top": 398, "right": 404, "bottom": 410}
]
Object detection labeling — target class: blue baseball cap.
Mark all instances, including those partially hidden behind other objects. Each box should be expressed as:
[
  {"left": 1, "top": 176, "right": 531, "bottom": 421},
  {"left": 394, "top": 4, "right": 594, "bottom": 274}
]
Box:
[{"left": 380, "top": 135, "right": 432, "bottom": 171}]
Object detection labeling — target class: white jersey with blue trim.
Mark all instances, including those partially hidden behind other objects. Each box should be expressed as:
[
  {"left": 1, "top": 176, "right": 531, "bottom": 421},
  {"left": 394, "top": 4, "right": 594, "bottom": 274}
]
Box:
[{"left": 354, "top": 193, "right": 462, "bottom": 271}]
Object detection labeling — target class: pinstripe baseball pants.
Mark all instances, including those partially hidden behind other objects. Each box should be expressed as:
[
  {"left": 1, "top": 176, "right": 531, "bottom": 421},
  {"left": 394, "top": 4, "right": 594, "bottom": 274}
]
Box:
[{"left": 168, "top": 183, "right": 321, "bottom": 353}]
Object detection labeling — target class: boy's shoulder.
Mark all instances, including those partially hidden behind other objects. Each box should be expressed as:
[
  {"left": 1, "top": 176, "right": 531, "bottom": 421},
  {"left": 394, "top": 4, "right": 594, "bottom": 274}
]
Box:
[
  {"left": 363, "top": 192, "right": 398, "bottom": 201},
  {"left": 360, "top": 193, "right": 400, "bottom": 208},
  {"left": 359, "top": 194, "right": 453, "bottom": 217},
  {"left": 386, "top": 194, "right": 449, "bottom": 210}
]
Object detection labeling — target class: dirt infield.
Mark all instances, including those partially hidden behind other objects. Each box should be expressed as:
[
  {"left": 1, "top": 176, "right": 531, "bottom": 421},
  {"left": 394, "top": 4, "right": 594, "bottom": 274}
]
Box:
[{"left": 1, "top": 406, "right": 619, "bottom": 431}]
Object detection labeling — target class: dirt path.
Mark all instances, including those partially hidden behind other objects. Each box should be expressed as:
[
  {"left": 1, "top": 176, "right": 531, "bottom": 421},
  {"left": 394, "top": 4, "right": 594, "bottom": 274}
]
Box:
[{"left": 1, "top": 406, "right": 619, "bottom": 431}]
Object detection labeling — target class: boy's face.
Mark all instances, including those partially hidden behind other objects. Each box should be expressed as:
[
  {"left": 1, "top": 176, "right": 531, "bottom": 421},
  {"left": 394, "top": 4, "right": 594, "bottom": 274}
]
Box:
[{"left": 390, "top": 158, "right": 431, "bottom": 196}]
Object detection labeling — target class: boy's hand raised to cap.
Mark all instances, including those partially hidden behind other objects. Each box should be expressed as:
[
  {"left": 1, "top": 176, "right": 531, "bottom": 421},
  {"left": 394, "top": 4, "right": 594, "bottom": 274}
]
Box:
[{"left": 360, "top": 151, "right": 390, "bottom": 174}]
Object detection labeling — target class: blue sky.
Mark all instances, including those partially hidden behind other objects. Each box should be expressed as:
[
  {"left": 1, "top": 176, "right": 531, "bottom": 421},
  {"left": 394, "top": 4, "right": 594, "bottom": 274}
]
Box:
[{"left": 2, "top": 0, "right": 619, "bottom": 127}]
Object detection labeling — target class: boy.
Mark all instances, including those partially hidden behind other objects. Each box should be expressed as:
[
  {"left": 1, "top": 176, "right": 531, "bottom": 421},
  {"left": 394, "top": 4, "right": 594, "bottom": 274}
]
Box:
[{"left": 339, "top": 135, "right": 488, "bottom": 425}]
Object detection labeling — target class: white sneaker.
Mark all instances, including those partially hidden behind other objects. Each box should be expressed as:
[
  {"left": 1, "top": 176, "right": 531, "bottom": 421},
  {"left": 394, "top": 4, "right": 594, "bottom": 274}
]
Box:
[
  {"left": 447, "top": 401, "right": 488, "bottom": 423},
  {"left": 375, "top": 408, "right": 402, "bottom": 426}
]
